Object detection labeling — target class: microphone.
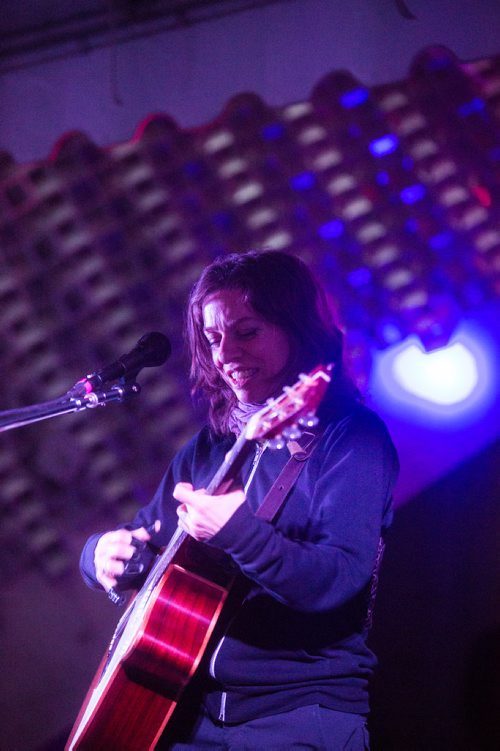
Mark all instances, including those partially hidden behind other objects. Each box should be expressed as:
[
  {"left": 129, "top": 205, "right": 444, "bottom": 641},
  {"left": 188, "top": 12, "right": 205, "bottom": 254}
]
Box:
[{"left": 67, "top": 332, "right": 171, "bottom": 397}]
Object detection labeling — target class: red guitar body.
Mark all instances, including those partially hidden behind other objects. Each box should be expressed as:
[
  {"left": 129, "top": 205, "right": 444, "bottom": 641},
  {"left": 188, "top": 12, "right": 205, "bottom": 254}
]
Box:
[{"left": 66, "top": 537, "right": 235, "bottom": 751}]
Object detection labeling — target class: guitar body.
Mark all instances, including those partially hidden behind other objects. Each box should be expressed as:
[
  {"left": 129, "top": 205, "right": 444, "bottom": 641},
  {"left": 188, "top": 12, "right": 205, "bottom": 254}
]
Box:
[
  {"left": 66, "top": 365, "right": 332, "bottom": 750},
  {"left": 66, "top": 539, "right": 235, "bottom": 751}
]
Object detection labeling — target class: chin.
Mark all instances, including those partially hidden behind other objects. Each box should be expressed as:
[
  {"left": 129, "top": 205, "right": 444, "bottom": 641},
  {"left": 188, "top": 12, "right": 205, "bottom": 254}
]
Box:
[{"left": 237, "top": 389, "right": 262, "bottom": 404}]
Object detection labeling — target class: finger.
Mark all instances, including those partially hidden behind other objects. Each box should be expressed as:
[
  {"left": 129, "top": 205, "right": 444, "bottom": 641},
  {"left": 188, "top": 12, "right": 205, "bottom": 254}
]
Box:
[
  {"left": 96, "top": 562, "right": 119, "bottom": 588},
  {"left": 173, "top": 482, "right": 207, "bottom": 508},
  {"left": 173, "top": 482, "right": 194, "bottom": 503},
  {"left": 130, "top": 526, "right": 152, "bottom": 542},
  {"left": 96, "top": 540, "right": 136, "bottom": 565},
  {"left": 131, "top": 520, "right": 161, "bottom": 541}
]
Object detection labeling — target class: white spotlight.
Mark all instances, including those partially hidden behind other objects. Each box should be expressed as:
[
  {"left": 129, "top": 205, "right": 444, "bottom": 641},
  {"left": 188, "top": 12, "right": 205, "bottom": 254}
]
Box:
[
  {"left": 369, "top": 318, "right": 497, "bottom": 425},
  {"left": 392, "top": 341, "right": 479, "bottom": 406}
]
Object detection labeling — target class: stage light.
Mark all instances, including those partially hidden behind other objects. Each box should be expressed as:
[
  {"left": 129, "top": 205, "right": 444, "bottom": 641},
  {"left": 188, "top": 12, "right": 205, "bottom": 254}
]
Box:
[
  {"left": 377, "top": 320, "right": 403, "bottom": 346},
  {"left": 318, "top": 218, "right": 344, "bottom": 239},
  {"left": 347, "top": 267, "right": 372, "bottom": 288},
  {"left": 392, "top": 341, "right": 478, "bottom": 405},
  {"left": 369, "top": 134, "right": 399, "bottom": 157},
  {"left": 376, "top": 171, "right": 390, "bottom": 186},
  {"left": 400, "top": 184, "right": 426, "bottom": 204},
  {"left": 290, "top": 171, "right": 316, "bottom": 190},
  {"left": 369, "top": 317, "right": 497, "bottom": 424},
  {"left": 340, "top": 88, "right": 369, "bottom": 108},
  {"left": 429, "top": 231, "right": 453, "bottom": 250},
  {"left": 203, "top": 129, "right": 234, "bottom": 153},
  {"left": 261, "top": 123, "right": 285, "bottom": 141},
  {"left": 457, "top": 97, "right": 485, "bottom": 116}
]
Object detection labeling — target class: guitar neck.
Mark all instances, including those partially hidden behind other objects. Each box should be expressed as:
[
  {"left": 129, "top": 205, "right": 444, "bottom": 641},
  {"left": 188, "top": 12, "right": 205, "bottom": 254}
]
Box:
[{"left": 205, "top": 430, "right": 255, "bottom": 495}]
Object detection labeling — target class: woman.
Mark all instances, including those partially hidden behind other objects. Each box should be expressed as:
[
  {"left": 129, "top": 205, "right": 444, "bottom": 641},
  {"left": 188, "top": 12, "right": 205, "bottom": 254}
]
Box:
[{"left": 79, "top": 250, "right": 399, "bottom": 749}]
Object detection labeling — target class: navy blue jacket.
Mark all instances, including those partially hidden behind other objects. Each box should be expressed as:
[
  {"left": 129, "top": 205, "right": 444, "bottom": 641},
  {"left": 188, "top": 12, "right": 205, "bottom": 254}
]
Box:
[{"left": 80, "top": 400, "right": 399, "bottom": 722}]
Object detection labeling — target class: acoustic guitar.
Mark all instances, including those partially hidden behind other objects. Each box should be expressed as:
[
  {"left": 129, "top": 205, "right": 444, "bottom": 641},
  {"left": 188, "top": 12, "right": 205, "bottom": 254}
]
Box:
[{"left": 66, "top": 364, "right": 332, "bottom": 750}]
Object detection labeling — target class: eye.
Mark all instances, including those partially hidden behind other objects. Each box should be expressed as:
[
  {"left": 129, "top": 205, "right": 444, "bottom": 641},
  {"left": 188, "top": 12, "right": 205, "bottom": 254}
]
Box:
[
  {"left": 237, "top": 328, "right": 258, "bottom": 340},
  {"left": 206, "top": 338, "right": 220, "bottom": 349}
]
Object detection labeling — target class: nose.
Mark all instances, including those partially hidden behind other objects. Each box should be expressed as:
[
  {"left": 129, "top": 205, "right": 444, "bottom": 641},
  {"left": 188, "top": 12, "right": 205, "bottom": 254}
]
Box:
[{"left": 216, "top": 334, "right": 241, "bottom": 365}]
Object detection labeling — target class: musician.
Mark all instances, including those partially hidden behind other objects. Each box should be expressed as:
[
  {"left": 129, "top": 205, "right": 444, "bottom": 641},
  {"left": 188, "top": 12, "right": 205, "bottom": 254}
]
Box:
[{"left": 79, "top": 250, "right": 399, "bottom": 750}]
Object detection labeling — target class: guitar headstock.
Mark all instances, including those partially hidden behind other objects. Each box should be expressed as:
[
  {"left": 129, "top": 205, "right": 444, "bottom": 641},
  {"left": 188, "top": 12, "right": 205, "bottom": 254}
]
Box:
[{"left": 245, "top": 364, "right": 333, "bottom": 444}]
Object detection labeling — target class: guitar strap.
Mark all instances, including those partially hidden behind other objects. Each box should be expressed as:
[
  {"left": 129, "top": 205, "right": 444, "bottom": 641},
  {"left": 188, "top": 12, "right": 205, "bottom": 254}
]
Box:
[{"left": 255, "top": 430, "right": 322, "bottom": 523}]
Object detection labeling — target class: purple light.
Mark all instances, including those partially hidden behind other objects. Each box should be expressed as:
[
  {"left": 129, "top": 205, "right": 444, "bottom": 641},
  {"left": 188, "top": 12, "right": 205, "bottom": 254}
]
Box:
[{"left": 369, "top": 134, "right": 399, "bottom": 157}]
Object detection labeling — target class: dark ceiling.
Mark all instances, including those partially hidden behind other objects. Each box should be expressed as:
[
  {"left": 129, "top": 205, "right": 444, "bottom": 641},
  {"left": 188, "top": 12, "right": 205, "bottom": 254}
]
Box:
[{"left": 0, "top": 0, "right": 292, "bottom": 72}]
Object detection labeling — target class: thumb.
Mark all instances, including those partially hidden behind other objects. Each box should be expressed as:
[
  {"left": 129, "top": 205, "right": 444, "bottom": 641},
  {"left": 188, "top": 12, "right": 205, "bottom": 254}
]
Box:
[{"left": 173, "top": 481, "right": 194, "bottom": 502}]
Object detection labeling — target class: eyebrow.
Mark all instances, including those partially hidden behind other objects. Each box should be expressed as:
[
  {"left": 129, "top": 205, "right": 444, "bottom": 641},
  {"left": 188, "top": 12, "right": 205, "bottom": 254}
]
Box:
[{"left": 203, "top": 316, "right": 260, "bottom": 334}]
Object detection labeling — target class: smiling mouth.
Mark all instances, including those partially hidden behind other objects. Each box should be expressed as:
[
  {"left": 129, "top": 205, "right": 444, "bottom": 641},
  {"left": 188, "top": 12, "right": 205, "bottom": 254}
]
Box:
[{"left": 227, "top": 368, "right": 258, "bottom": 386}]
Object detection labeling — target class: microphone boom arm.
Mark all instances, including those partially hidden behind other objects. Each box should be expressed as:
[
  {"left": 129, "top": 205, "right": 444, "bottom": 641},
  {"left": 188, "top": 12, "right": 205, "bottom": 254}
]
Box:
[{"left": 0, "top": 382, "right": 140, "bottom": 433}]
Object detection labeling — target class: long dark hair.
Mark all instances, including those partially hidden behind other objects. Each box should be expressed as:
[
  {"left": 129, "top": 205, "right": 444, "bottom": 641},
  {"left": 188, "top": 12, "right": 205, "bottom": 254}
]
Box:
[{"left": 186, "top": 250, "right": 358, "bottom": 434}]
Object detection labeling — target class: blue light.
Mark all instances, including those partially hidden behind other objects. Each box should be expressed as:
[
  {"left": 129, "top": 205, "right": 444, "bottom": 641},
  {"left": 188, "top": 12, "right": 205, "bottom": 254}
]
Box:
[
  {"left": 376, "top": 171, "right": 390, "bottom": 186},
  {"left": 290, "top": 172, "right": 316, "bottom": 191},
  {"left": 261, "top": 123, "right": 285, "bottom": 141},
  {"left": 379, "top": 321, "right": 403, "bottom": 345},
  {"left": 183, "top": 160, "right": 205, "bottom": 178},
  {"left": 405, "top": 218, "right": 418, "bottom": 233},
  {"left": 318, "top": 219, "right": 344, "bottom": 239},
  {"left": 369, "top": 134, "right": 399, "bottom": 157},
  {"left": 347, "top": 267, "right": 372, "bottom": 287},
  {"left": 458, "top": 97, "right": 485, "bottom": 117},
  {"left": 401, "top": 156, "right": 415, "bottom": 170},
  {"left": 400, "top": 184, "right": 426, "bottom": 204},
  {"left": 341, "top": 88, "right": 369, "bottom": 108},
  {"left": 370, "top": 319, "right": 497, "bottom": 425},
  {"left": 429, "top": 231, "right": 453, "bottom": 250},
  {"left": 211, "top": 211, "right": 233, "bottom": 231}
]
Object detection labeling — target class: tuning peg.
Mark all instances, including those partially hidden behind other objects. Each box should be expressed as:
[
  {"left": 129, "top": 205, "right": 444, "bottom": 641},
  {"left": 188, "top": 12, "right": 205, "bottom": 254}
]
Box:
[
  {"left": 268, "top": 436, "right": 287, "bottom": 450},
  {"left": 282, "top": 424, "right": 302, "bottom": 441},
  {"left": 298, "top": 413, "right": 319, "bottom": 428}
]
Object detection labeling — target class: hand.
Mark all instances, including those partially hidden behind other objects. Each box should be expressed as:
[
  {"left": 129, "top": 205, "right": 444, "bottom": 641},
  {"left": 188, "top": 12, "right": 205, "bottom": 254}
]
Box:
[
  {"left": 173, "top": 482, "right": 245, "bottom": 541},
  {"left": 94, "top": 522, "right": 159, "bottom": 591}
]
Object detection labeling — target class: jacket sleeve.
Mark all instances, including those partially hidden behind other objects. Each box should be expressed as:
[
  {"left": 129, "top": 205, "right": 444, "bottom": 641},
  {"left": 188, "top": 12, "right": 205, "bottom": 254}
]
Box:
[{"left": 209, "top": 409, "right": 399, "bottom": 613}]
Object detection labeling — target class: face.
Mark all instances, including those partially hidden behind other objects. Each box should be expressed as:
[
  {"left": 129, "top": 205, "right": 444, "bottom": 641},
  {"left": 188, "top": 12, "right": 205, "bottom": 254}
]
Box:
[{"left": 202, "top": 288, "right": 292, "bottom": 404}]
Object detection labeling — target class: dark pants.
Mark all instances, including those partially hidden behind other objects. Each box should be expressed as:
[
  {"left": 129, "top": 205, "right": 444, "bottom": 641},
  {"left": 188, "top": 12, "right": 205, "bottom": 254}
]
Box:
[{"left": 166, "top": 704, "right": 370, "bottom": 750}]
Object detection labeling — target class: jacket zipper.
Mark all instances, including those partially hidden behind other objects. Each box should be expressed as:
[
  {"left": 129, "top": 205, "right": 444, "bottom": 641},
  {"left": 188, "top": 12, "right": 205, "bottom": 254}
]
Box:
[{"left": 210, "top": 441, "right": 266, "bottom": 722}]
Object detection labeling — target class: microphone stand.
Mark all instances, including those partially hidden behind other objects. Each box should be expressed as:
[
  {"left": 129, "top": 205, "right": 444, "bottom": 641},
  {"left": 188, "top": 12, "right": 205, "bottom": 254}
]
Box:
[{"left": 0, "top": 381, "right": 140, "bottom": 433}]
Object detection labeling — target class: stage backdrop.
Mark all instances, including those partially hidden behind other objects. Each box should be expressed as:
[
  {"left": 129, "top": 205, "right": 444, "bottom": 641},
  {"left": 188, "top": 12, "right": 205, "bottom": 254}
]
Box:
[
  {"left": 0, "top": 44, "right": 499, "bottom": 580},
  {"left": 0, "top": 34, "right": 499, "bottom": 751}
]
